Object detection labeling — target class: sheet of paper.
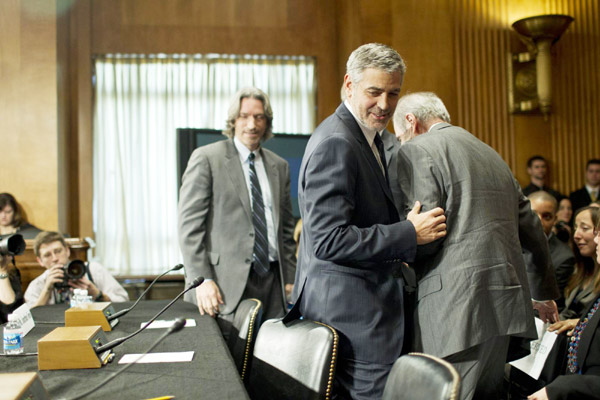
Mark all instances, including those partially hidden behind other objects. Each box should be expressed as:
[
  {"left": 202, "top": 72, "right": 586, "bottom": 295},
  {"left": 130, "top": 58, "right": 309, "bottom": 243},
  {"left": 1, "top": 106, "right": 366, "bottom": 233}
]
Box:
[
  {"left": 509, "top": 317, "right": 559, "bottom": 380},
  {"left": 118, "top": 351, "right": 195, "bottom": 364},
  {"left": 140, "top": 318, "right": 196, "bottom": 329}
]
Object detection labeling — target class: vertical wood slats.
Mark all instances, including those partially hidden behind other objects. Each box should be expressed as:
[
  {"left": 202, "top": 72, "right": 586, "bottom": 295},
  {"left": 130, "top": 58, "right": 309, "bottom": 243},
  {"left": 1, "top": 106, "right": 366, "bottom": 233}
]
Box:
[
  {"left": 454, "top": 0, "right": 516, "bottom": 170},
  {"left": 454, "top": 0, "right": 599, "bottom": 193},
  {"left": 550, "top": 0, "right": 600, "bottom": 195}
]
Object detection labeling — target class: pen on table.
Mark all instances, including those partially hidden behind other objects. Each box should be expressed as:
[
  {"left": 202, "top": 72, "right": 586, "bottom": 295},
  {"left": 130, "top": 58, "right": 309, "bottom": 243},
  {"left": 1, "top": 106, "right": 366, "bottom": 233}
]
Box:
[{"left": 144, "top": 396, "right": 175, "bottom": 400}]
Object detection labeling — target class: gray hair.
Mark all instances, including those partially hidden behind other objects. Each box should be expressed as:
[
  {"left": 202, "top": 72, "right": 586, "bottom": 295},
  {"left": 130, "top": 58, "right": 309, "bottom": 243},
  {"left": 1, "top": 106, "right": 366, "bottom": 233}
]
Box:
[
  {"left": 394, "top": 92, "right": 451, "bottom": 132},
  {"left": 346, "top": 43, "right": 406, "bottom": 83},
  {"left": 223, "top": 87, "right": 274, "bottom": 141}
]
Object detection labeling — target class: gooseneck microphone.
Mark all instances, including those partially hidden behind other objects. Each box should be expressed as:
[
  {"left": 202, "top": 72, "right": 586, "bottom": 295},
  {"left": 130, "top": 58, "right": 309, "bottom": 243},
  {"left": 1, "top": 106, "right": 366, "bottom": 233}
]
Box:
[
  {"left": 68, "top": 318, "right": 187, "bottom": 400},
  {"left": 107, "top": 264, "right": 185, "bottom": 322},
  {"left": 95, "top": 276, "right": 203, "bottom": 355}
]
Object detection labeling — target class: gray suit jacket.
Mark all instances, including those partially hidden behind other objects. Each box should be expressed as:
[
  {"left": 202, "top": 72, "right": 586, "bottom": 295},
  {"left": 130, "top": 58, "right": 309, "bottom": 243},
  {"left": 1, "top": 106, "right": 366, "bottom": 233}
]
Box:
[
  {"left": 178, "top": 139, "right": 296, "bottom": 315},
  {"left": 395, "top": 123, "right": 559, "bottom": 358},
  {"left": 293, "top": 103, "right": 417, "bottom": 364}
]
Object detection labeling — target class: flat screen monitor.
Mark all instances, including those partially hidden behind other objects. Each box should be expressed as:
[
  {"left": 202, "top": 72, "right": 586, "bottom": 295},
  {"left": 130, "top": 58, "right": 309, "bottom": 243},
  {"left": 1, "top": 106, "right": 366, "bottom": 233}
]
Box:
[{"left": 177, "top": 128, "right": 310, "bottom": 218}]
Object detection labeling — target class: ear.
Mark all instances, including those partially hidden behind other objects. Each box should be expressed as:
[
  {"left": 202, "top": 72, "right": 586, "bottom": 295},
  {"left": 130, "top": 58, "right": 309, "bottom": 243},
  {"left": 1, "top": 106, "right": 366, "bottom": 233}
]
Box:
[{"left": 343, "top": 74, "right": 352, "bottom": 98}]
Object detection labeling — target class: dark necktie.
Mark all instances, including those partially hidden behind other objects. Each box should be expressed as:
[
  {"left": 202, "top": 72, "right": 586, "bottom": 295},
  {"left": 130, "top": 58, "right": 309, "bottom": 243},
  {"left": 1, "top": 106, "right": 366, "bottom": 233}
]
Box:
[
  {"left": 373, "top": 133, "right": 389, "bottom": 185},
  {"left": 248, "top": 153, "right": 270, "bottom": 276}
]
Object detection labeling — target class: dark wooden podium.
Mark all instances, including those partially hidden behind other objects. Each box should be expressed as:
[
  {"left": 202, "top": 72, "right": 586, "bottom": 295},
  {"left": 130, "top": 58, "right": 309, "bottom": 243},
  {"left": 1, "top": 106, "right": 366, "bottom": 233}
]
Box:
[{"left": 13, "top": 238, "right": 90, "bottom": 292}]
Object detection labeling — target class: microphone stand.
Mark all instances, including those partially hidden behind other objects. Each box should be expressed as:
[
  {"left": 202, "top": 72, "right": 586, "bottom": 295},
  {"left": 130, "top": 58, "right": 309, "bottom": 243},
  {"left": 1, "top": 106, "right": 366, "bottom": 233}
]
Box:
[
  {"left": 66, "top": 318, "right": 187, "bottom": 400},
  {"left": 95, "top": 276, "right": 203, "bottom": 354},
  {"left": 108, "top": 264, "right": 184, "bottom": 321}
]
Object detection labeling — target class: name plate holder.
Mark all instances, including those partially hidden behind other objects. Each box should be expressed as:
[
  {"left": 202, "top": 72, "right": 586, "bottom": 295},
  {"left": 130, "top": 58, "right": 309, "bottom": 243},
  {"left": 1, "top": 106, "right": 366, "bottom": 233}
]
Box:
[
  {"left": 64, "top": 302, "right": 118, "bottom": 331},
  {"left": 0, "top": 372, "right": 50, "bottom": 400}
]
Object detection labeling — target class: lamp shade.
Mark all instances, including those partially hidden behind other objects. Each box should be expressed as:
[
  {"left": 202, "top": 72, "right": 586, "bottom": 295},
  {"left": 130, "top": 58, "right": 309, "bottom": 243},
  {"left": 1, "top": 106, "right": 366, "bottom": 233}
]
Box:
[{"left": 512, "top": 14, "right": 574, "bottom": 43}]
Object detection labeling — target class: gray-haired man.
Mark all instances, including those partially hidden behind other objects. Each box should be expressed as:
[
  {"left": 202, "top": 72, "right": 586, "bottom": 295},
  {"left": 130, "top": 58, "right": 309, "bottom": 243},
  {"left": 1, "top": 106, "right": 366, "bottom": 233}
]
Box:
[
  {"left": 393, "top": 91, "right": 559, "bottom": 400},
  {"left": 178, "top": 87, "right": 296, "bottom": 338}
]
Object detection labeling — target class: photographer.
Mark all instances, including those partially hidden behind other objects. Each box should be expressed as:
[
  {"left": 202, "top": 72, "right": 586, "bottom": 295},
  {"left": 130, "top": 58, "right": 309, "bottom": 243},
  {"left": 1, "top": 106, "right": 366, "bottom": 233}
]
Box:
[{"left": 24, "top": 231, "right": 128, "bottom": 308}]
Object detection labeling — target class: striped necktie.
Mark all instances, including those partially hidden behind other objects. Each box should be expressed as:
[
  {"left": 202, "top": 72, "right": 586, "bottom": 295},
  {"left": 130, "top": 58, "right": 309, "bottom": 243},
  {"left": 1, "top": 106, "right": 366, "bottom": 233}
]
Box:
[{"left": 248, "top": 153, "right": 270, "bottom": 276}]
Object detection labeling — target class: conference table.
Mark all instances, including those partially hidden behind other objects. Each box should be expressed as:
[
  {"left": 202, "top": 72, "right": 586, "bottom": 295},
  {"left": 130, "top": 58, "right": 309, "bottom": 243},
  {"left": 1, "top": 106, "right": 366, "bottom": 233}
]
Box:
[{"left": 0, "top": 300, "right": 250, "bottom": 399}]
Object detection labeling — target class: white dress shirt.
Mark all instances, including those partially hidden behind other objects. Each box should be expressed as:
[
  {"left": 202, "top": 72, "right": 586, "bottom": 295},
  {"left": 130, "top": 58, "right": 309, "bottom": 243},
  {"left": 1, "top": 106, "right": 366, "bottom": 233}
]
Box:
[
  {"left": 234, "top": 137, "right": 278, "bottom": 261},
  {"left": 344, "top": 100, "right": 386, "bottom": 175}
]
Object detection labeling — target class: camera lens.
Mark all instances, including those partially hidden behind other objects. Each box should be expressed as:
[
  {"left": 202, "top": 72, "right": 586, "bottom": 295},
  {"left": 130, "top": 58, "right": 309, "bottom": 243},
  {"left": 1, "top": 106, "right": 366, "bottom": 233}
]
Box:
[
  {"left": 65, "top": 260, "right": 86, "bottom": 280},
  {"left": 0, "top": 234, "right": 26, "bottom": 256}
]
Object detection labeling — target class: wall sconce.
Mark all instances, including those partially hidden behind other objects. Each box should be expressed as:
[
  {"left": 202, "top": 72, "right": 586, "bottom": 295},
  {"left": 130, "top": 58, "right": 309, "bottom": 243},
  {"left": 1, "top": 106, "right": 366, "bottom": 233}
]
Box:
[{"left": 508, "top": 14, "right": 573, "bottom": 118}]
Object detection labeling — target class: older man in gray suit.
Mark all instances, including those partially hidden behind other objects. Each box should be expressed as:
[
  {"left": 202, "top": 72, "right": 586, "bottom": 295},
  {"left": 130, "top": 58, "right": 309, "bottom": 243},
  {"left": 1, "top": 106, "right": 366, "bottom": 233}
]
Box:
[
  {"left": 393, "top": 92, "right": 560, "bottom": 400},
  {"left": 290, "top": 44, "right": 447, "bottom": 399},
  {"left": 178, "top": 87, "right": 296, "bottom": 337}
]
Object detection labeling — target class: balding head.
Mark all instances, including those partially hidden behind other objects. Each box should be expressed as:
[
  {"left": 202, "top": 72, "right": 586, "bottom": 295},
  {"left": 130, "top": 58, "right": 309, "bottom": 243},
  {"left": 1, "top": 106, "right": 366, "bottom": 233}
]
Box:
[{"left": 528, "top": 191, "right": 557, "bottom": 236}]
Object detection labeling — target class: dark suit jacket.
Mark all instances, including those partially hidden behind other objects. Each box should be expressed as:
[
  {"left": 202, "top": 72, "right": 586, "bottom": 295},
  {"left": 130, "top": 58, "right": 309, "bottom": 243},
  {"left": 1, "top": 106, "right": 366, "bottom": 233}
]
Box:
[
  {"left": 546, "top": 294, "right": 600, "bottom": 400},
  {"left": 569, "top": 187, "right": 593, "bottom": 214},
  {"left": 395, "top": 123, "right": 559, "bottom": 358},
  {"left": 293, "top": 103, "right": 417, "bottom": 364},
  {"left": 524, "top": 234, "right": 575, "bottom": 311},
  {"left": 381, "top": 129, "right": 403, "bottom": 214},
  {"left": 522, "top": 183, "right": 562, "bottom": 202},
  {"left": 178, "top": 139, "right": 296, "bottom": 315}
]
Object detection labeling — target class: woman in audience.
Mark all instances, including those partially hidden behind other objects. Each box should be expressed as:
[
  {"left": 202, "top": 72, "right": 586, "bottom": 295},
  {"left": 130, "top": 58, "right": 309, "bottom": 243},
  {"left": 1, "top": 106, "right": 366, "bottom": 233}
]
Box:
[
  {"left": 528, "top": 215, "right": 600, "bottom": 400},
  {"left": 554, "top": 197, "right": 573, "bottom": 243},
  {"left": 0, "top": 254, "right": 24, "bottom": 324},
  {"left": 550, "top": 206, "right": 599, "bottom": 330},
  {"left": 0, "top": 192, "right": 41, "bottom": 239}
]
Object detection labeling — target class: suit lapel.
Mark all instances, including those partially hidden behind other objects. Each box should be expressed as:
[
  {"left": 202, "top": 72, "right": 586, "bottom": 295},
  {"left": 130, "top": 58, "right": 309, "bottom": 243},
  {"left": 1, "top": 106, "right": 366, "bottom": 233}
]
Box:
[
  {"left": 336, "top": 104, "right": 394, "bottom": 202},
  {"left": 224, "top": 140, "right": 252, "bottom": 220},
  {"left": 261, "top": 148, "right": 280, "bottom": 228}
]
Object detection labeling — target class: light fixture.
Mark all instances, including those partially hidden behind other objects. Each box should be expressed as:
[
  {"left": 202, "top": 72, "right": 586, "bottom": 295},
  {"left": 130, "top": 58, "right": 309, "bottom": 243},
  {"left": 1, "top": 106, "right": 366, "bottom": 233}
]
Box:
[{"left": 508, "top": 14, "right": 573, "bottom": 118}]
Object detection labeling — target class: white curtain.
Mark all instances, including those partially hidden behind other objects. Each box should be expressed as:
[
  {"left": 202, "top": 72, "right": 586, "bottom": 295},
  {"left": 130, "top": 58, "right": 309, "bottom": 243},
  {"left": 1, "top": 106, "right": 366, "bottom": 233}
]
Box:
[{"left": 93, "top": 54, "right": 316, "bottom": 274}]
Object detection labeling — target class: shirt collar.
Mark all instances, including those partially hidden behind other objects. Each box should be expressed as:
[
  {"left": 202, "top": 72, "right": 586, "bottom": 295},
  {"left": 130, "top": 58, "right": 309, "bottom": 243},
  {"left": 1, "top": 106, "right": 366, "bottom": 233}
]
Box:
[
  {"left": 233, "top": 137, "right": 261, "bottom": 162},
  {"left": 344, "top": 100, "right": 379, "bottom": 146},
  {"left": 428, "top": 122, "right": 445, "bottom": 132},
  {"left": 585, "top": 184, "right": 599, "bottom": 193}
]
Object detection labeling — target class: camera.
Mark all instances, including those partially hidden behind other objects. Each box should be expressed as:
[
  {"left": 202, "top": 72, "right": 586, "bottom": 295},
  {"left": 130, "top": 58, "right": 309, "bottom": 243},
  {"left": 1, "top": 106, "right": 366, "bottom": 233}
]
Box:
[
  {"left": 55, "top": 259, "right": 87, "bottom": 289},
  {"left": 0, "top": 234, "right": 26, "bottom": 257}
]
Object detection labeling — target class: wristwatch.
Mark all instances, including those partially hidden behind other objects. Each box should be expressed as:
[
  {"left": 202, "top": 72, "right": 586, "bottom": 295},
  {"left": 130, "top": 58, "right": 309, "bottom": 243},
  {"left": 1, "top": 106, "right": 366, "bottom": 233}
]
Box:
[
  {"left": 0, "top": 272, "right": 8, "bottom": 279},
  {"left": 95, "top": 291, "right": 104, "bottom": 301}
]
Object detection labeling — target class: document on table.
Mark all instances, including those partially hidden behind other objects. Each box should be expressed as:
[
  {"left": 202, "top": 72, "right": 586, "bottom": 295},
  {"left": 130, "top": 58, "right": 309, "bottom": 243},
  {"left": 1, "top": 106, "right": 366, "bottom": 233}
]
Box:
[
  {"left": 140, "top": 318, "right": 196, "bottom": 329},
  {"left": 118, "top": 351, "right": 195, "bottom": 364},
  {"left": 509, "top": 317, "right": 558, "bottom": 380}
]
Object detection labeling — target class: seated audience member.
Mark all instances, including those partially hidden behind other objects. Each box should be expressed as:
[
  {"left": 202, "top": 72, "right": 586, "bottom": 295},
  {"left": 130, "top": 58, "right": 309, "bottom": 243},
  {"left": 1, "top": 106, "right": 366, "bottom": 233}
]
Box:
[
  {"left": 522, "top": 156, "right": 562, "bottom": 201},
  {"left": 0, "top": 193, "right": 42, "bottom": 239},
  {"left": 24, "top": 231, "right": 128, "bottom": 307},
  {"left": 0, "top": 254, "right": 24, "bottom": 323},
  {"left": 554, "top": 197, "right": 573, "bottom": 243},
  {"left": 569, "top": 159, "right": 600, "bottom": 213},
  {"left": 526, "top": 191, "right": 575, "bottom": 311},
  {"left": 551, "top": 206, "right": 599, "bottom": 330},
  {"left": 528, "top": 218, "right": 600, "bottom": 400}
]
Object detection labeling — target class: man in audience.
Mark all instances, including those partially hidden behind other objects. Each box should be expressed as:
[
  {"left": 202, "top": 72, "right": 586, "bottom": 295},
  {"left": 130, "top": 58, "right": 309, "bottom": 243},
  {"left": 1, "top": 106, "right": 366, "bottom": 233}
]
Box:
[
  {"left": 24, "top": 231, "right": 128, "bottom": 307},
  {"left": 290, "top": 43, "right": 447, "bottom": 399},
  {"left": 522, "top": 156, "right": 562, "bottom": 201},
  {"left": 526, "top": 191, "right": 575, "bottom": 310},
  {"left": 570, "top": 159, "right": 600, "bottom": 213},
  {"left": 178, "top": 87, "right": 296, "bottom": 338},
  {"left": 393, "top": 92, "right": 559, "bottom": 400}
]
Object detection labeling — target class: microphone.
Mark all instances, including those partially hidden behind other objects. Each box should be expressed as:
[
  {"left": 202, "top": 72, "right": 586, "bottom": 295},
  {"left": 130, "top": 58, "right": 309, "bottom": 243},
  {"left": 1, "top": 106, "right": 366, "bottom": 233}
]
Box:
[
  {"left": 68, "top": 318, "right": 187, "bottom": 400},
  {"left": 95, "top": 276, "right": 203, "bottom": 355},
  {"left": 107, "top": 264, "right": 184, "bottom": 321}
]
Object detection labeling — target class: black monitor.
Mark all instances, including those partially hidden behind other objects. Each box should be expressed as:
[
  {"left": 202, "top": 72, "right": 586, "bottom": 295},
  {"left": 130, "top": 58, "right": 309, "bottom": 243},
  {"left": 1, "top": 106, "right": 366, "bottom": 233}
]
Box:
[{"left": 177, "top": 128, "right": 310, "bottom": 218}]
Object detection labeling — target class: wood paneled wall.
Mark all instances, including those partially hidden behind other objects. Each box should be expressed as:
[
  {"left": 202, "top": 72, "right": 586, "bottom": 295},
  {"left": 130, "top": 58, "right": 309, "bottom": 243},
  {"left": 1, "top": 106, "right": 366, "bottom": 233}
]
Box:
[
  {"left": 0, "top": 0, "right": 59, "bottom": 232},
  {"left": 1, "top": 0, "right": 598, "bottom": 238}
]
